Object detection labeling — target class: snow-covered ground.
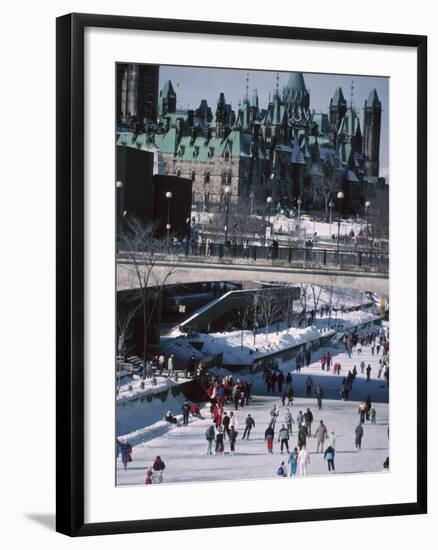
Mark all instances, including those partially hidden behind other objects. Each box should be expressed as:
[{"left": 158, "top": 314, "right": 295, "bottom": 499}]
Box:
[
  {"left": 182, "top": 310, "right": 379, "bottom": 365},
  {"left": 191, "top": 211, "right": 367, "bottom": 241},
  {"left": 117, "top": 337, "right": 389, "bottom": 486}
]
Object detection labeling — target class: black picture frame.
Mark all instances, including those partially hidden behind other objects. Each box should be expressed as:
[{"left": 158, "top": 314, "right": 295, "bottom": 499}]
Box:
[{"left": 56, "top": 12, "right": 427, "bottom": 537}]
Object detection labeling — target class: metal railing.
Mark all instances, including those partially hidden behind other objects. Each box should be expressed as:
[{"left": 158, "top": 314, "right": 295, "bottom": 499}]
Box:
[{"left": 119, "top": 240, "right": 389, "bottom": 272}]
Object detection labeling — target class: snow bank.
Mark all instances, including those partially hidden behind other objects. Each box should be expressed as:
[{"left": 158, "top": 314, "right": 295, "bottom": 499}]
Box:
[
  {"left": 117, "top": 383, "right": 186, "bottom": 438},
  {"left": 188, "top": 310, "right": 378, "bottom": 366},
  {"left": 117, "top": 376, "right": 180, "bottom": 404},
  {"left": 192, "top": 325, "right": 321, "bottom": 365}
]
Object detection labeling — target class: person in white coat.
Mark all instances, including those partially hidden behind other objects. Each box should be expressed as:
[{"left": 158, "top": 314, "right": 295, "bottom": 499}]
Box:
[
  {"left": 298, "top": 445, "right": 310, "bottom": 476},
  {"left": 328, "top": 429, "right": 336, "bottom": 449},
  {"left": 167, "top": 354, "right": 174, "bottom": 375},
  {"left": 229, "top": 411, "right": 238, "bottom": 429}
]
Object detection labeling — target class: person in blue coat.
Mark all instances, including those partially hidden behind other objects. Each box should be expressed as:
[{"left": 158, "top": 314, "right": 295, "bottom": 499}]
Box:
[
  {"left": 355, "top": 423, "right": 364, "bottom": 449},
  {"left": 277, "top": 461, "right": 287, "bottom": 477},
  {"left": 288, "top": 447, "right": 299, "bottom": 477},
  {"left": 324, "top": 445, "right": 335, "bottom": 471}
]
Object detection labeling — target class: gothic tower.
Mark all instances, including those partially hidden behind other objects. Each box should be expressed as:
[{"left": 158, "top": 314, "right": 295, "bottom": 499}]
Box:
[
  {"left": 283, "top": 72, "right": 310, "bottom": 121},
  {"left": 363, "top": 88, "right": 382, "bottom": 178},
  {"left": 158, "top": 80, "right": 177, "bottom": 117},
  {"left": 329, "top": 87, "right": 347, "bottom": 137}
]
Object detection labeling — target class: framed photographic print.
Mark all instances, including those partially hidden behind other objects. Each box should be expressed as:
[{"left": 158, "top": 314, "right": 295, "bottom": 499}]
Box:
[{"left": 56, "top": 13, "right": 427, "bottom": 536}]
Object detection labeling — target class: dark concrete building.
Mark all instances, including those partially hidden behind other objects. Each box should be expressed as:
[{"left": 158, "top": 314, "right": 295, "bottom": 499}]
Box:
[
  {"left": 116, "top": 146, "right": 154, "bottom": 223},
  {"left": 117, "top": 63, "right": 159, "bottom": 126},
  {"left": 153, "top": 174, "right": 192, "bottom": 240}
]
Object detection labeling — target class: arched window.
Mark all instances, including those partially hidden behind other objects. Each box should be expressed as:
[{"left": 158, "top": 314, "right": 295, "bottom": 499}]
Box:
[
  {"left": 227, "top": 172, "right": 232, "bottom": 184},
  {"left": 191, "top": 171, "right": 196, "bottom": 183},
  {"left": 176, "top": 169, "right": 181, "bottom": 177},
  {"left": 204, "top": 171, "right": 210, "bottom": 184},
  {"left": 224, "top": 149, "right": 230, "bottom": 161}
]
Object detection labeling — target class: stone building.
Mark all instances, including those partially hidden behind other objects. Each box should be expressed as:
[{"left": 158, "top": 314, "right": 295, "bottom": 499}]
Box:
[{"left": 117, "top": 70, "right": 386, "bottom": 215}]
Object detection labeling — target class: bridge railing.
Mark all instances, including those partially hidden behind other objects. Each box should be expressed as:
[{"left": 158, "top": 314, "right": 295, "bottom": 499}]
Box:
[{"left": 120, "top": 241, "right": 389, "bottom": 272}]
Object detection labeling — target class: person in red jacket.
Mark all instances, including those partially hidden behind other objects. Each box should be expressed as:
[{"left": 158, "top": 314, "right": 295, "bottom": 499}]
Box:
[
  {"left": 145, "top": 467, "right": 153, "bottom": 485},
  {"left": 265, "top": 423, "right": 275, "bottom": 453}
]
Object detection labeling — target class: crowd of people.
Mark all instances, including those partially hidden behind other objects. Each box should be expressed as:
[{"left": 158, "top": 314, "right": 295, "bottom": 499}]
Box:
[{"left": 118, "top": 324, "right": 389, "bottom": 483}]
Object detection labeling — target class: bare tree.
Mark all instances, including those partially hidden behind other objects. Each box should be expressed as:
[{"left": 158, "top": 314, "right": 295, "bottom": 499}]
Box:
[
  {"left": 258, "top": 289, "right": 283, "bottom": 340},
  {"left": 319, "top": 160, "right": 341, "bottom": 220},
  {"left": 118, "top": 217, "right": 178, "bottom": 367},
  {"left": 299, "top": 283, "right": 309, "bottom": 326},
  {"left": 238, "top": 293, "right": 256, "bottom": 350},
  {"left": 117, "top": 291, "right": 141, "bottom": 359},
  {"left": 310, "top": 284, "right": 323, "bottom": 313}
]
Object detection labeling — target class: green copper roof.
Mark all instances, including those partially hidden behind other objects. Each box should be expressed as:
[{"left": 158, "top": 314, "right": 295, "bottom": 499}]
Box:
[
  {"left": 338, "top": 109, "right": 361, "bottom": 137},
  {"left": 271, "top": 96, "right": 286, "bottom": 125},
  {"left": 366, "top": 89, "right": 381, "bottom": 108},
  {"left": 287, "top": 72, "right": 307, "bottom": 93},
  {"left": 331, "top": 87, "right": 346, "bottom": 105},
  {"left": 283, "top": 72, "right": 310, "bottom": 107},
  {"left": 156, "top": 127, "right": 177, "bottom": 153}
]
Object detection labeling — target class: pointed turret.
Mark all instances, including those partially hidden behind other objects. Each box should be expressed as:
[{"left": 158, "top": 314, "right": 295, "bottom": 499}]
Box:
[
  {"left": 329, "top": 87, "right": 347, "bottom": 137},
  {"left": 365, "top": 88, "right": 381, "bottom": 109},
  {"left": 363, "top": 89, "right": 382, "bottom": 177},
  {"left": 283, "top": 72, "right": 310, "bottom": 120},
  {"left": 158, "top": 80, "right": 176, "bottom": 116}
]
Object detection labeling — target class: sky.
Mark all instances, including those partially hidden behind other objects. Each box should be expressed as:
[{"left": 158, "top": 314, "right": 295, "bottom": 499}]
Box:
[{"left": 159, "top": 65, "right": 389, "bottom": 179}]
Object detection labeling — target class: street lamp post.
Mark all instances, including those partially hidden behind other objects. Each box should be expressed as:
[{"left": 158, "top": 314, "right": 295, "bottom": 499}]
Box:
[
  {"left": 336, "top": 191, "right": 344, "bottom": 260},
  {"left": 224, "top": 184, "right": 232, "bottom": 245},
  {"left": 165, "top": 191, "right": 172, "bottom": 248},
  {"left": 365, "top": 200, "right": 371, "bottom": 250},
  {"left": 297, "top": 196, "right": 302, "bottom": 245},
  {"left": 116, "top": 180, "right": 124, "bottom": 221},
  {"left": 328, "top": 199, "right": 334, "bottom": 237},
  {"left": 266, "top": 196, "right": 273, "bottom": 246}
]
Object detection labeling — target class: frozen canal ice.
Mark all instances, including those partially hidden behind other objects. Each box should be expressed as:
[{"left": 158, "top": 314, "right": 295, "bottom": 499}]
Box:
[{"left": 117, "top": 394, "right": 389, "bottom": 486}]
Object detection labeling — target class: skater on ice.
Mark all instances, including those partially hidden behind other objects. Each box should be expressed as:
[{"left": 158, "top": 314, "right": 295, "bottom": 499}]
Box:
[
  {"left": 324, "top": 446, "right": 335, "bottom": 472},
  {"left": 288, "top": 447, "right": 299, "bottom": 477},
  {"left": 355, "top": 423, "right": 364, "bottom": 449},
  {"left": 242, "top": 414, "right": 255, "bottom": 439},
  {"left": 298, "top": 445, "right": 310, "bottom": 476},
  {"left": 206, "top": 424, "right": 215, "bottom": 455},
  {"left": 277, "top": 461, "right": 287, "bottom": 477},
  {"left": 119, "top": 440, "right": 132, "bottom": 470},
  {"left": 278, "top": 424, "right": 290, "bottom": 454},
  {"left": 265, "top": 423, "right": 275, "bottom": 454},
  {"left": 315, "top": 420, "right": 328, "bottom": 453},
  {"left": 152, "top": 456, "right": 166, "bottom": 483}
]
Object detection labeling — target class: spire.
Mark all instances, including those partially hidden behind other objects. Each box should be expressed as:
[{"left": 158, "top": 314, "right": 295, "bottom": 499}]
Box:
[
  {"left": 366, "top": 88, "right": 381, "bottom": 109},
  {"left": 245, "top": 72, "right": 249, "bottom": 103},
  {"left": 284, "top": 72, "right": 310, "bottom": 108},
  {"left": 332, "top": 87, "right": 346, "bottom": 105},
  {"left": 250, "top": 88, "right": 259, "bottom": 108},
  {"left": 350, "top": 80, "right": 354, "bottom": 110}
]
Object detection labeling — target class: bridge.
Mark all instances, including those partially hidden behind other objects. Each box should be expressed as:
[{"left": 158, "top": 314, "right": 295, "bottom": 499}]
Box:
[{"left": 117, "top": 245, "right": 389, "bottom": 295}]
